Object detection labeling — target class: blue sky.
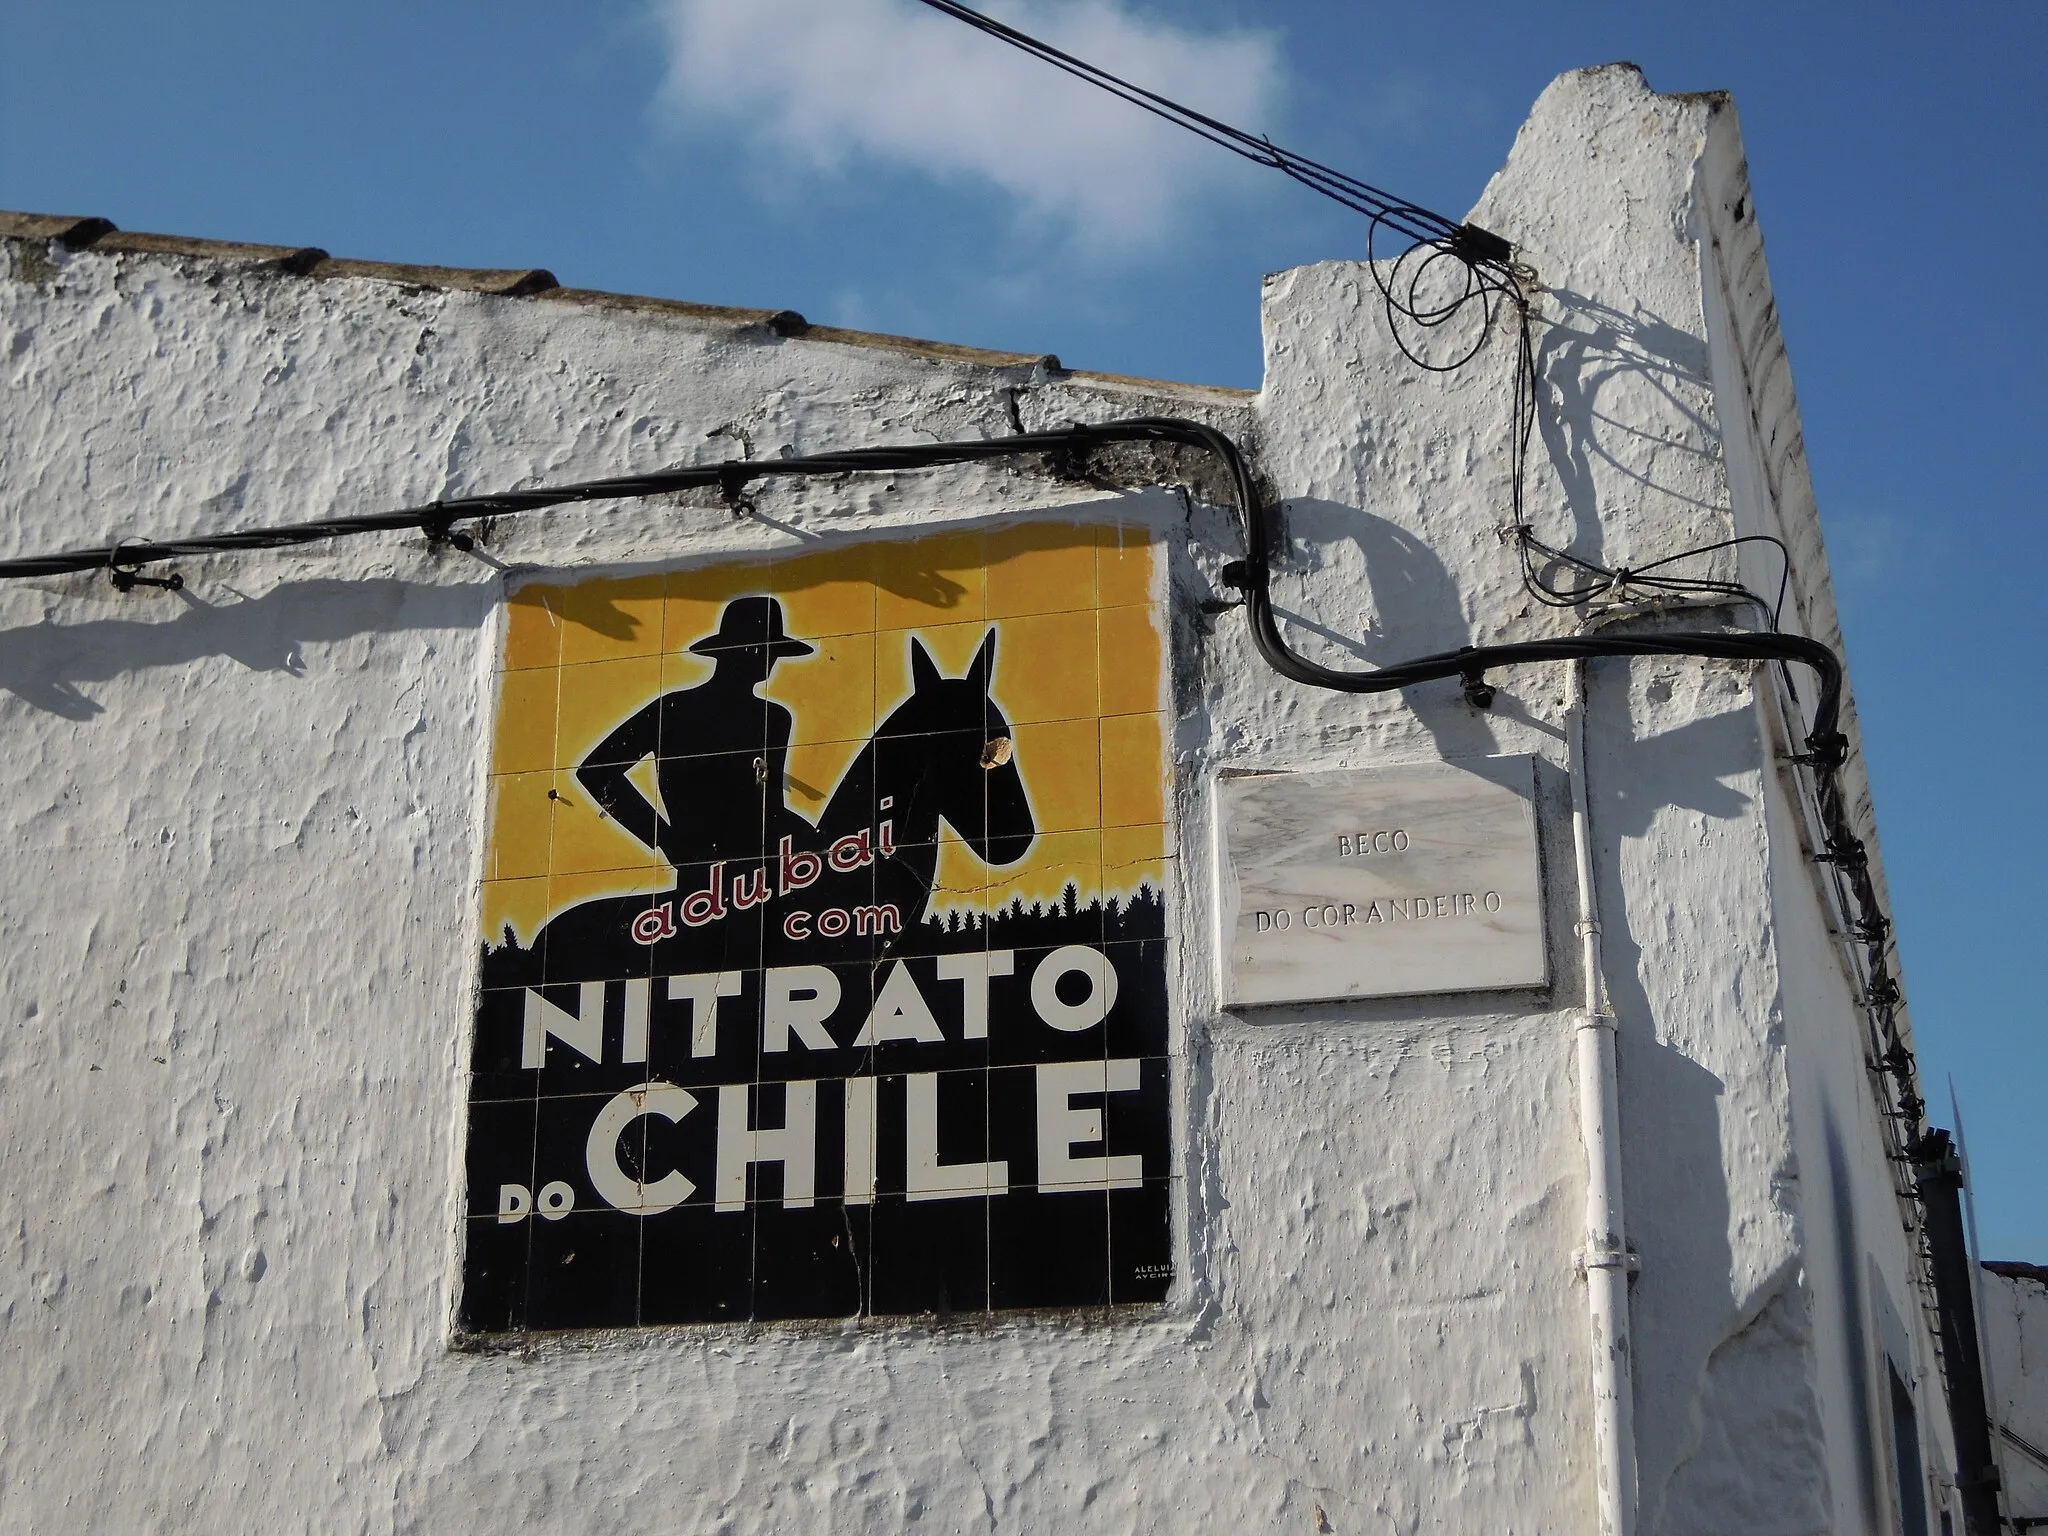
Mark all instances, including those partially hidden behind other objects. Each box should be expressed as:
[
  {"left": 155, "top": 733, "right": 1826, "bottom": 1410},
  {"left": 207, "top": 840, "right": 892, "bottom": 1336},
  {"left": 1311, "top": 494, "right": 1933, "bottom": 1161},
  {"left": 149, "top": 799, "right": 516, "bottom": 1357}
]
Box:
[{"left": 4, "top": 1, "right": 2042, "bottom": 1258}]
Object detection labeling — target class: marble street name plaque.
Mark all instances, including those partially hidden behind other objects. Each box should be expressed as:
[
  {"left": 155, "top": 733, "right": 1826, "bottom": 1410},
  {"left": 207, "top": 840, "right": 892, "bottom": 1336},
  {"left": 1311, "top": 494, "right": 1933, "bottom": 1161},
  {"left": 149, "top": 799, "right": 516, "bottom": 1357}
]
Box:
[{"left": 1218, "top": 758, "right": 1546, "bottom": 1006}]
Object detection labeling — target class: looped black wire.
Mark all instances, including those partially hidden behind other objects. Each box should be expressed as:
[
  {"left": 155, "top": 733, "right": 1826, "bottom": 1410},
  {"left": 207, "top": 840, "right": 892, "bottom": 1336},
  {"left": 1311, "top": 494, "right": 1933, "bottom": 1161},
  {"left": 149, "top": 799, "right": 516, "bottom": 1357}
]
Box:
[
  {"left": 1515, "top": 523, "right": 1795, "bottom": 624},
  {"left": 1364, "top": 213, "right": 1523, "bottom": 377}
]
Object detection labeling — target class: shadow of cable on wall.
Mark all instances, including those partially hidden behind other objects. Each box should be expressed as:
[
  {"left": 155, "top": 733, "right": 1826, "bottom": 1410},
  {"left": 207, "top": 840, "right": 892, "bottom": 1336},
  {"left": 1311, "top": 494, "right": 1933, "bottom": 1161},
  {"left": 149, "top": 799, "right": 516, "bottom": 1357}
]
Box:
[
  {"left": 0, "top": 578, "right": 494, "bottom": 718},
  {"left": 1536, "top": 288, "right": 1724, "bottom": 576},
  {"left": 1262, "top": 496, "right": 1506, "bottom": 760}
]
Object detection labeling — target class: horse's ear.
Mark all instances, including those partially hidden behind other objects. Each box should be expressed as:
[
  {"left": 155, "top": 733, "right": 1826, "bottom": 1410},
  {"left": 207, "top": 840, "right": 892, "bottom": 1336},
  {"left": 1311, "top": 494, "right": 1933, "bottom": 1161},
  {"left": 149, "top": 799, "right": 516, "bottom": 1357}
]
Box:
[
  {"left": 968, "top": 628, "right": 997, "bottom": 692},
  {"left": 909, "top": 636, "right": 943, "bottom": 694}
]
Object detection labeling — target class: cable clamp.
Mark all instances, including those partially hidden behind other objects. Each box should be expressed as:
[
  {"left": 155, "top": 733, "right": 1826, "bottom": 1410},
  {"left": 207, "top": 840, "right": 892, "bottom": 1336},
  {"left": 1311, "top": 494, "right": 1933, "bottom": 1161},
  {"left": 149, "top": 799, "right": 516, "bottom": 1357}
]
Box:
[
  {"left": 1045, "top": 439, "right": 1088, "bottom": 482},
  {"left": 420, "top": 505, "right": 474, "bottom": 552},
  {"left": 717, "top": 464, "right": 756, "bottom": 519},
  {"left": 1575, "top": 1243, "right": 1641, "bottom": 1276},
  {"left": 1790, "top": 732, "right": 1849, "bottom": 770},
  {"left": 1197, "top": 561, "right": 1250, "bottom": 616},
  {"left": 106, "top": 542, "right": 183, "bottom": 594},
  {"left": 1449, "top": 222, "right": 1515, "bottom": 268},
  {"left": 1814, "top": 835, "right": 1866, "bottom": 871},
  {"left": 1456, "top": 648, "right": 1495, "bottom": 711}
]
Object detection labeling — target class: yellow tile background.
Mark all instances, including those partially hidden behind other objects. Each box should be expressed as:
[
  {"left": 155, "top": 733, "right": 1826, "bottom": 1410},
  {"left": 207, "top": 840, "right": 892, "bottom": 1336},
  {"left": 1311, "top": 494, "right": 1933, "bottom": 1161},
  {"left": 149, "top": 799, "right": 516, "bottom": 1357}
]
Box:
[
  {"left": 1097, "top": 606, "right": 1167, "bottom": 716},
  {"left": 501, "top": 587, "right": 563, "bottom": 672},
  {"left": 489, "top": 670, "right": 558, "bottom": 777},
  {"left": 986, "top": 527, "right": 1095, "bottom": 619},
  {"left": 481, "top": 522, "right": 1170, "bottom": 945},
  {"left": 483, "top": 773, "right": 554, "bottom": 881}
]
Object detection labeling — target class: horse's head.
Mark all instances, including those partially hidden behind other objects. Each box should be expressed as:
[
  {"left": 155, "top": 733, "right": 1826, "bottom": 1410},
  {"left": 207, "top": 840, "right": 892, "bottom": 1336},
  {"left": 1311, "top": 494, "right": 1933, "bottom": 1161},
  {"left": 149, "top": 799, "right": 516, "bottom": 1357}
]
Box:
[{"left": 876, "top": 630, "right": 1034, "bottom": 867}]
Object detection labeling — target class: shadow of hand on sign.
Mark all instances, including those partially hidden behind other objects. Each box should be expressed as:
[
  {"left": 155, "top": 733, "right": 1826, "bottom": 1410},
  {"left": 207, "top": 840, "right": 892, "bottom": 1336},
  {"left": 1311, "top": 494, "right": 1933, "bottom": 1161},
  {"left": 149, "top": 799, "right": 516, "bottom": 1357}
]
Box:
[
  {"left": 1269, "top": 498, "right": 1501, "bottom": 759},
  {"left": 0, "top": 578, "right": 492, "bottom": 719},
  {"left": 554, "top": 587, "right": 648, "bottom": 647},
  {"left": 875, "top": 562, "right": 971, "bottom": 612}
]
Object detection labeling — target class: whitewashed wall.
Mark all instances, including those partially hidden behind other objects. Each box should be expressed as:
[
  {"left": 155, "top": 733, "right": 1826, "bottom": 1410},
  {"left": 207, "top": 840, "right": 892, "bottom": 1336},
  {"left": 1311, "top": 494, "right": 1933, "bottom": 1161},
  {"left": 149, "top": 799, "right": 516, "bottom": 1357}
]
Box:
[
  {"left": 1983, "top": 1268, "right": 2048, "bottom": 1527},
  {"left": 0, "top": 65, "right": 1953, "bottom": 1534}
]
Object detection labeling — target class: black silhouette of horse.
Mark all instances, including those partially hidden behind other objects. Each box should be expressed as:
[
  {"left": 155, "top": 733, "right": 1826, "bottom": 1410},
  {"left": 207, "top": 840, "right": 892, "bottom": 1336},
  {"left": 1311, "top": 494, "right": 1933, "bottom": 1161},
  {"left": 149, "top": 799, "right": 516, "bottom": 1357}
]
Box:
[
  {"left": 806, "top": 628, "right": 1033, "bottom": 950},
  {"left": 481, "top": 623, "right": 1035, "bottom": 990}
]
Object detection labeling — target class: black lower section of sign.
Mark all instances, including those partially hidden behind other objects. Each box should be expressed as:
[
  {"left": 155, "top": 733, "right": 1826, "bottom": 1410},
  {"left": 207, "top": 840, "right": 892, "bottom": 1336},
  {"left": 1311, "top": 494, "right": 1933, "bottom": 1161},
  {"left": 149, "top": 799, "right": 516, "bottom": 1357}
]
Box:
[
  {"left": 460, "top": 1181, "right": 1176, "bottom": 1333},
  {"left": 460, "top": 895, "right": 1173, "bottom": 1332}
]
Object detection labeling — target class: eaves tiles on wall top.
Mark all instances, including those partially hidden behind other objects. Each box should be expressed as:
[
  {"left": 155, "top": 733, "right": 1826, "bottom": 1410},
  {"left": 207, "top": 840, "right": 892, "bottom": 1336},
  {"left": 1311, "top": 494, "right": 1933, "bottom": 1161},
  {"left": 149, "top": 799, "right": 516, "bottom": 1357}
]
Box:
[{"left": 0, "top": 209, "right": 1253, "bottom": 403}]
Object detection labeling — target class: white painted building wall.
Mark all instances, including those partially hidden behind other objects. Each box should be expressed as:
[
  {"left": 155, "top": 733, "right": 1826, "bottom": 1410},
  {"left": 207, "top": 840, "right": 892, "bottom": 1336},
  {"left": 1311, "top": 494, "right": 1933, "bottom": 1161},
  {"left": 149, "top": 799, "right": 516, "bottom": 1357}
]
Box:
[
  {"left": 0, "top": 63, "right": 1999, "bottom": 1534},
  {"left": 1983, "top": 1268, "right": 2048, "bottom": 1530}
]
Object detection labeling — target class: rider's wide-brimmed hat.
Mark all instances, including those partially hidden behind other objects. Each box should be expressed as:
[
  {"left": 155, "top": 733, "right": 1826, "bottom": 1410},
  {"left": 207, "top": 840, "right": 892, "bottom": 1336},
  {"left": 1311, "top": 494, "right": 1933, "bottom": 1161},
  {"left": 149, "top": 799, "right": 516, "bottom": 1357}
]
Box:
[{"left": 687, "top": 595, "right": 815, "bottom": 659}]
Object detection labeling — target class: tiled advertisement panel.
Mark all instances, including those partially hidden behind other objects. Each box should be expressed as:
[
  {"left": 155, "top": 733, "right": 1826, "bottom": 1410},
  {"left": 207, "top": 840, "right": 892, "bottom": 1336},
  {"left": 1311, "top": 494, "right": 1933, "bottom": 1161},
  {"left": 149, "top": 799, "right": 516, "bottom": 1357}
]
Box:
[{"left": 462, "top": 523, "right": 1174, "bottom": 1332}]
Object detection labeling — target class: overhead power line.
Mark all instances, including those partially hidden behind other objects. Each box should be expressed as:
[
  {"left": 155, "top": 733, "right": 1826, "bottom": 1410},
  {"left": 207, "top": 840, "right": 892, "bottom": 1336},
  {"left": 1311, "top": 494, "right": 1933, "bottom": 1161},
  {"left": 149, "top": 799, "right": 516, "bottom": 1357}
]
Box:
[{"left": 908, "top": 0, "right": 1512, "bottom": 265}]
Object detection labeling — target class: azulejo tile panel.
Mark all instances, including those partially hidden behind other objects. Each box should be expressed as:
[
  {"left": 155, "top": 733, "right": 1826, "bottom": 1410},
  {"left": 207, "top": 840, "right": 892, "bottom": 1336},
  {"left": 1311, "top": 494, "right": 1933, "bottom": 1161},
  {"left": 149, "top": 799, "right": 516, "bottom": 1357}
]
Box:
[{"left": 462, "top": 522, "right": 1176, "bottom": 1332}]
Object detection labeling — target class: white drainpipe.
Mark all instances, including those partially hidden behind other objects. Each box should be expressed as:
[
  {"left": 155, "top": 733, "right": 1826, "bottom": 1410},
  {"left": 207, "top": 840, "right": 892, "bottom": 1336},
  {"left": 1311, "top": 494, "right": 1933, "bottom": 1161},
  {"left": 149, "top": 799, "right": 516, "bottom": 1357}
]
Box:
[{"left": 1568, "top": 656, "right": 1638, "bottom": 1536}]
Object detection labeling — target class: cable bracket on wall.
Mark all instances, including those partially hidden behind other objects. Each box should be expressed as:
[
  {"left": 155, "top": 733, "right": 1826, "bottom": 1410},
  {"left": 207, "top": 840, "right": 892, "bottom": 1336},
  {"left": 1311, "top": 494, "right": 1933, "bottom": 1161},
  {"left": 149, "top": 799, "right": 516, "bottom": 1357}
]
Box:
[
  {"left": 106, "top": 542, "right": 182, "bottom": 594},
  {"left": 421, "top": 506, "right": 475, "bottom": 553},
  {"left": 717, "top": 464, "right": 757, "bottom": 519}
]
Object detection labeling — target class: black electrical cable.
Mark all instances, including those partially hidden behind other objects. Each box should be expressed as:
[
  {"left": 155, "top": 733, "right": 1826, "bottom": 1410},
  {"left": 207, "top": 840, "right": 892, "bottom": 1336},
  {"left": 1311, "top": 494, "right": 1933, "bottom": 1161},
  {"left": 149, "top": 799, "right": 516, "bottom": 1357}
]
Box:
[
  {"left": 908, "top": 0, "right": 1531, "bottom": 378},
  {"left": 0, "top": 412, "right": 1845, "bottom": 763},
  {"left": 910, "top": 0, "right": 1479, "bottom": 253},
  {"left": 0, "top": 429, "right": 1147, "bottom": 580},
  {"left": 912, "top": 0, "right": 1563, "bottom": 705},
  {"left": 0, "top": 411, "right": 1918, "bottom": 1162},
  {"left": 1517, "top": 529, "right": 1794, "bottom": 624},
  {"left": 1191, "top": 422, "right": 1843, "bottom": 755}
]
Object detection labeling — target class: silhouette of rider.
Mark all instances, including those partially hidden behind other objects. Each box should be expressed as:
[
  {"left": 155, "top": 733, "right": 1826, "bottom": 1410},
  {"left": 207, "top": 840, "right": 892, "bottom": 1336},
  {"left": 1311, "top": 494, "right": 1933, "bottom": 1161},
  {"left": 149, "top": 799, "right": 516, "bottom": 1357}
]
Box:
[{"left": 575, "top": 596, "right": 812, "bottom": 869}]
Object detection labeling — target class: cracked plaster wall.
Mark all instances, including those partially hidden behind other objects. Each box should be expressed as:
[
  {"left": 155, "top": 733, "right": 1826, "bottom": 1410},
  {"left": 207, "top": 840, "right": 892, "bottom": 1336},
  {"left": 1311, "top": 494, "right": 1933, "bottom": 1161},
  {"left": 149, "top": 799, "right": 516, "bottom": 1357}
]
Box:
[{"left": 0, "top": 63, "right": 1936, "bottom": 1535}]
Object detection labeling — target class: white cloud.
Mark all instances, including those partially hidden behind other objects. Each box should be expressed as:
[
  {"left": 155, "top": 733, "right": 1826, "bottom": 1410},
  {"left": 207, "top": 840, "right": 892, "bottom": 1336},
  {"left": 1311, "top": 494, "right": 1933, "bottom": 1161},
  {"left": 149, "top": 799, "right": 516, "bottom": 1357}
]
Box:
[
  {"left": 1827, "top": 510, "right": 1911, "bottom": 597},
  {"left": 651, "top": 0, "right": 1285, "bottom": 248}
]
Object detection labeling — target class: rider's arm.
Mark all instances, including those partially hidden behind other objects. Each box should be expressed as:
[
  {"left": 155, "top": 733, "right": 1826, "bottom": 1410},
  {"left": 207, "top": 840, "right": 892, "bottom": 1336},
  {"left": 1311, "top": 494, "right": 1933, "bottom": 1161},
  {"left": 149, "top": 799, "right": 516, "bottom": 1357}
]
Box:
[{"left": 574, "top": 703, "right": 664, "bottom": 853}]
